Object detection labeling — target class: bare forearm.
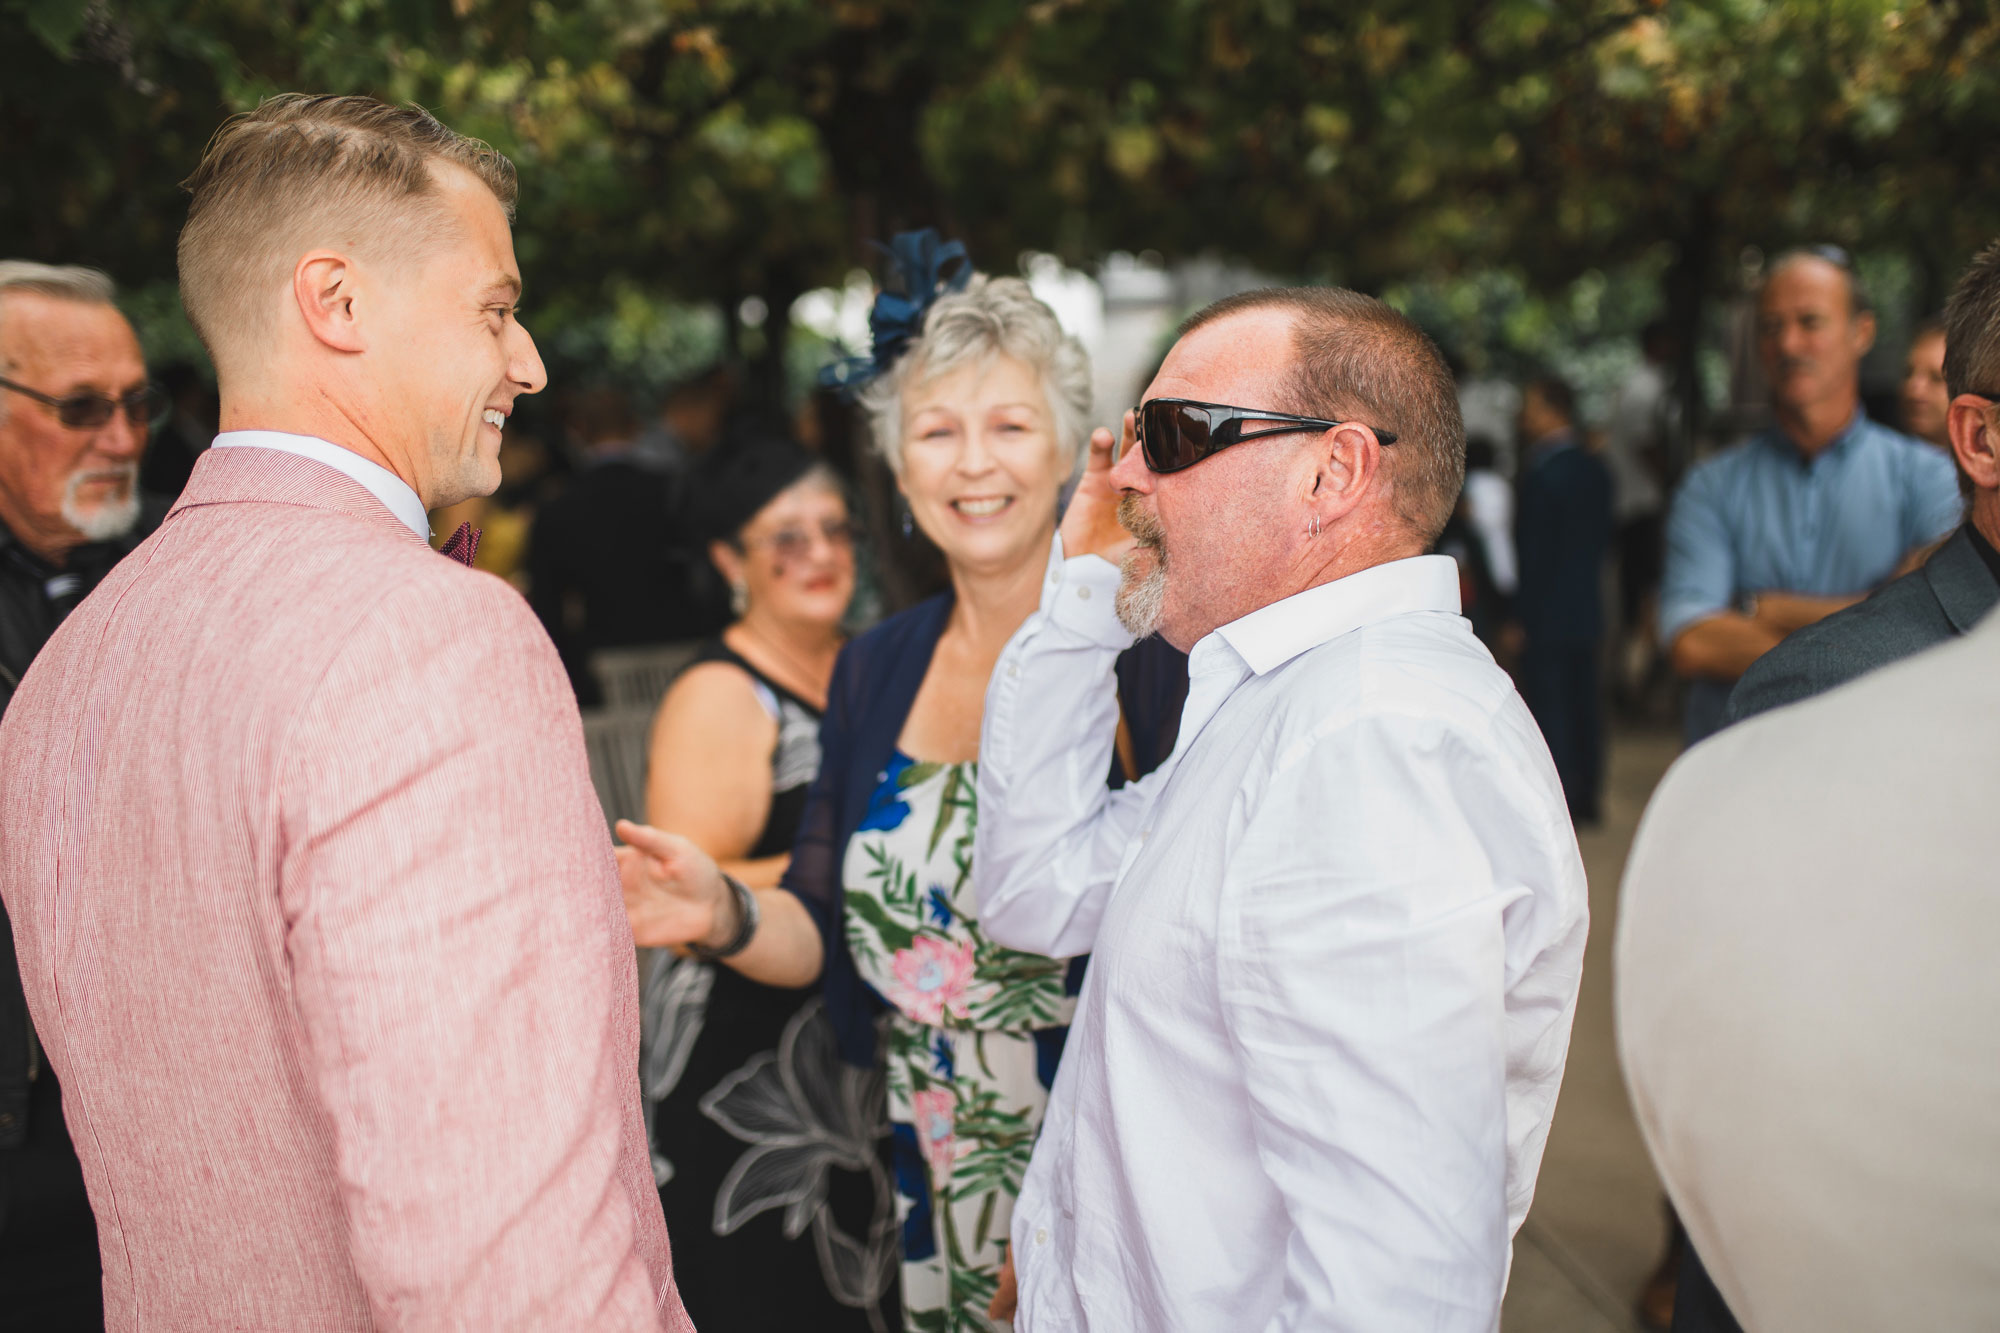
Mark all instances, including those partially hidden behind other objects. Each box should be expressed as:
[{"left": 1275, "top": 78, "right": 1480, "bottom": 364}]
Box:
[
  {"left": 1751, "top": 591, "right": 1863, "bottom": 635},
  {"left": 1670, "top": 612, "right": 1785, "bottom": 682},
  {"left": 719, "top": 887, "right": 824, "bottom": 989}
]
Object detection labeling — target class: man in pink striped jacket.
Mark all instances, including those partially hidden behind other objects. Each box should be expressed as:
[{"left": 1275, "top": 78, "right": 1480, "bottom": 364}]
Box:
[{"left": 0, "top": 94, "right": 692, "bottom": 1330}]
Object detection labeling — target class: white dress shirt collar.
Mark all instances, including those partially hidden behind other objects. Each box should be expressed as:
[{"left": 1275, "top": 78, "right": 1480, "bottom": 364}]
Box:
[
  {"left": 211, "top": 430, "right": 430, "bottom": 541},
  {"left": 1206, "top": 552, "right": 1462, "bottom": 677}
]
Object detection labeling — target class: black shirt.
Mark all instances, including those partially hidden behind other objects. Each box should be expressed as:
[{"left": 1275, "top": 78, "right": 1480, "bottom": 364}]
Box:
[
  {"left": 0, "top": 500, "right": 163, "bottom": 715},
  {"left": 0, "top": 500, "right": 161, "bottom": 1327}
]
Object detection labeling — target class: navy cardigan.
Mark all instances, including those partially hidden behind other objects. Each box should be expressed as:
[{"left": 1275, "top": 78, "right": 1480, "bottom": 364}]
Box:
[{"left": 781, "top": 591, "right": 1188, "bottom": 1069}]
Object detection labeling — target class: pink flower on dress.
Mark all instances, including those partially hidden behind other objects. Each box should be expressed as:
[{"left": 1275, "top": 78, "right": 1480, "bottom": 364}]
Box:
[
  {"left": 911, "top": 1087, "right": 959, "bottom": 1182},
  {"left": 885, "top": 935, "right": 975, "bottom": 1026}
]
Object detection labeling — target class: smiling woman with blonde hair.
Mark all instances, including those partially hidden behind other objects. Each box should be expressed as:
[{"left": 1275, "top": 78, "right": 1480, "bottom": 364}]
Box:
[{"left": 617, "top": 243, "right": 1184, "bottom": 1330}]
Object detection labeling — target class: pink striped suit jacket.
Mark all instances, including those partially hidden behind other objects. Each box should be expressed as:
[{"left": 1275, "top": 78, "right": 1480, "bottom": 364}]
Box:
[{"left": 0, "top": 446, "right": 692, "bottom": 1331}]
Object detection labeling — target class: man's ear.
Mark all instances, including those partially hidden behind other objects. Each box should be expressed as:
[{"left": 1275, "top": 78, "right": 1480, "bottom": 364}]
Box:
[
  {"left": 1312, "top": 423, "right": 1381, "bottom": 518},
  {"left": 1948, "top": 396, "right": 2000, "bottom": 490},
  {"left": 292, "top": 251, "right": 367, "bottom": 354},
  {"left": 1853, "top": 309, "right": 1878, "bottom": 359}
]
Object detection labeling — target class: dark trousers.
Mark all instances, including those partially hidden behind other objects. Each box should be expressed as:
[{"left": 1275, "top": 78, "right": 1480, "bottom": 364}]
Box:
[
  {"left": 1520, "top": 636, "right": 1604, "bottom": 823},
  {"left": 1673, "top": 1243, "right": 1745, "bottom": 1333},
  {"left": 0, "top": 1064, "right": 103, "bottom": 1329}
]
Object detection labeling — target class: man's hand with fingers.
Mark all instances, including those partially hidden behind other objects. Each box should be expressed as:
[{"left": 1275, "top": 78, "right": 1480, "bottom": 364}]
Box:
[
  {"left": 614, "top": 818, "right": 737, "bottom": 952},
  {"left": 1061, "top": 412, "right": 1139, "bottom": 566}
]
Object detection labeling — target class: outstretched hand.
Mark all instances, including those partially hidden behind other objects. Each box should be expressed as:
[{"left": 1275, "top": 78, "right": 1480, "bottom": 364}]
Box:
[
  {"left": 614, "top": 819, "right": 731, "bottom": 951},
  {"left": 1060, "top": 411, "right": 1137, "bottom": 568}
]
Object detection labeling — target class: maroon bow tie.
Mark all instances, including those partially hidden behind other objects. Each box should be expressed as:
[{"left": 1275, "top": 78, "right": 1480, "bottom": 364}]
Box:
[{"left": 439, "top": 522, "right": 482, "bottom": 567}]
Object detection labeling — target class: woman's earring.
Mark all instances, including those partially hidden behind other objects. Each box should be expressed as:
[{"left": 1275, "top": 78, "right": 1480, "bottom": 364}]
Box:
[
  {"left": 901, "top": 503, "right": 915, "bottom": 540},
  {"left": 1308, "top": 512, "right": 1321, "bottom": 539},
  {"left": 730, "top": 580, "right": 749, "bottom": 618}
]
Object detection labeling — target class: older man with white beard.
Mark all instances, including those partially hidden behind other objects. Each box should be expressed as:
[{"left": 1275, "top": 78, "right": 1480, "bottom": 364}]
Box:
[
  {"left": 0, "top": 259, "right": 161, "bottom": 1326},
  {"left": 974, "top": 287, "right": 1589, "bottom": 1331}
]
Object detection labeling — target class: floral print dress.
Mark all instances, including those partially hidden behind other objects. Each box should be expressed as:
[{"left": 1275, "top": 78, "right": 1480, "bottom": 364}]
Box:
[{"left": 842, "top": 752, "right": 1074, "bottom": 1333}]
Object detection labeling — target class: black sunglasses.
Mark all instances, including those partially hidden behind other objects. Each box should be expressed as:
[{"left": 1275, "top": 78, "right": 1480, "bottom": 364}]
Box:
[
  {"left": 1126, "top": 397, "right": 1398, "bottom": 474},
  {"left": 0, "top": 376, "right": 169, "bottom": 430}
]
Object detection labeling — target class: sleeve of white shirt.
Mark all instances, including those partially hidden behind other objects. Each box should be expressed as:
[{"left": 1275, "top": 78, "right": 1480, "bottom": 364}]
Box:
[
  {"left": 1220, "top": 707, "right": 1545, "bottom": 1332},
  {"left": 973, "top": 545, "right": 1160, "bottom": 960}
]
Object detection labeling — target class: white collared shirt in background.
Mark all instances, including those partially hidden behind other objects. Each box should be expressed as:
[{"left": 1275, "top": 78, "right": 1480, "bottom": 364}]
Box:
[
  {"left": 974, "top": 548, "right": 1589, "bottom": 1333},
  {"left": 211, "top": 430, "right": 431, "bottom": 541}
]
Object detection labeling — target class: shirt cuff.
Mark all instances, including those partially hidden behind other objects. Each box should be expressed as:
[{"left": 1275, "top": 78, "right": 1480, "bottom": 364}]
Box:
[{"left": 1040, "top": 543, "right": 1135, "bottom": 649}]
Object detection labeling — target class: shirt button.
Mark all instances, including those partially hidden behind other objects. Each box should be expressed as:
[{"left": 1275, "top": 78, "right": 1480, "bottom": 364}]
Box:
[
  {"left": 1035, "top": 1227, "right": 1049, "bottom": 1246},
  {"left": 1007, "top": 663, "right": 1019, "bottom": 678},
  {"left": 1077, "top": 586, "right": 1091, "bottom": 601}
]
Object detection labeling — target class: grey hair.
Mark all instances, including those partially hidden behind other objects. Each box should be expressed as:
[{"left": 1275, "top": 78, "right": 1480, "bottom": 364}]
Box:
[
  {"left": 1765, "top": 247, "right": 1874, "bottom": 317},
  {"left": 860, "top": 274, "right": 1093, "bottom": 475},
  {"left": 0, "top": 261, "right": 119, "bottom": 421}
]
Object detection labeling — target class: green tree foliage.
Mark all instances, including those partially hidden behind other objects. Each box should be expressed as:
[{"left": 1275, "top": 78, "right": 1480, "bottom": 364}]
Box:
[{"left": 6, "top": 0, "right": 1999, "bottom": 392}]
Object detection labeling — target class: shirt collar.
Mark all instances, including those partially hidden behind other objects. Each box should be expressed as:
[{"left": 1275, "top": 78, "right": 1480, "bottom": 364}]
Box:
[
  {"left": 1203, "top": 554, "right": 1462, "bottom": 677},
  {"left": 1763, "top": 407, "right": 1867, "bottom": 466},
  {"left": 209, "top": 431, "right": 430, "bottom": 541}
]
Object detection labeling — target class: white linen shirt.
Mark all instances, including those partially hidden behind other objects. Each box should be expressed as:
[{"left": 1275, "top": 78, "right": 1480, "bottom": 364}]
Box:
[
  {"left": 974, "top": 548, "right": 1589, "bottom": 1333},
  {"left": 211, "top": 430, "right": 431, "bottom": 540}
]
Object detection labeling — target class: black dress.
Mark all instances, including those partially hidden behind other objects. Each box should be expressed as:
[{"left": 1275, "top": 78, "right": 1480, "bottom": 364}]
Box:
[{"left": 641, "top": 640, "right": 897, "bottom": 1333}]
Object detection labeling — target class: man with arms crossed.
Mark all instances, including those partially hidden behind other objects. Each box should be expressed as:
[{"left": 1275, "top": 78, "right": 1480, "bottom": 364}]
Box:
[
  {"left": 1661, "top": 248, "right": 1960, "bottom": 743},
  {"left": 1729, "top": 243, "right": 2000, "bottom": 723},
  {"left": 0, "top": 96, "right": 689, "bottom": 1330},
  {"left": 973, "top": 288, "right": 1590, "bottom": 1330}
]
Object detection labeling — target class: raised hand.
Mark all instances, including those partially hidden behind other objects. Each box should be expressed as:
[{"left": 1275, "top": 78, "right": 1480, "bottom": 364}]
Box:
[
  {"left": 1060, "top": 411, "right": 1138, "bottom": 567},
  {"left": 614, "top": 819, "right": 733, "bottom": 951}
]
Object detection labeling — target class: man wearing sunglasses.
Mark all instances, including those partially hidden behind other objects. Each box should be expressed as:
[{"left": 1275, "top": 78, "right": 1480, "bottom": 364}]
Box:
[
  {"left": 0, "top": 259, "right": 166, "bottom": 1328},
  {"left": 974, "top": 287, "right": 1588, "bottom": 1331}
]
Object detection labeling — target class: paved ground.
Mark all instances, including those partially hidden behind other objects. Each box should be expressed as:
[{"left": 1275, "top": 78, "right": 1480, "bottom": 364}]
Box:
[{"left": 1500, "top": 725, "right": 1684, "bottom": 1333}]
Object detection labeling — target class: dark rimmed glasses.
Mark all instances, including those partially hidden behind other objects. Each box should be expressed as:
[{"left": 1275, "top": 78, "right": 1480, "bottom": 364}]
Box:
[
  {"left": 0, "top": 376, "right": 169, "bottom": 430},
  {"left": 1125, "top": 397, "right": 1399, "bottom": 474}
]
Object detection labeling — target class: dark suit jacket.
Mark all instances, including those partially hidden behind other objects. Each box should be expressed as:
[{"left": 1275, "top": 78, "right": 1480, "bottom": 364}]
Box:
[
  {"left": 1728, "top": 524, "right": 1999, "bottom": 724},
  {"left": 1515, "top": 434, "right": 1614, "bottom": 643}
]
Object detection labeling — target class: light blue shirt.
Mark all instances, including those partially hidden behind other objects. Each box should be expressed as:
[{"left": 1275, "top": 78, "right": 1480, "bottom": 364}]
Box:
[
  {"left": 1661, "top": 411, "right": 1962, "bottom": 740},
  {"left": 210, "top": 430, "right": 431, "bottom": 541}
]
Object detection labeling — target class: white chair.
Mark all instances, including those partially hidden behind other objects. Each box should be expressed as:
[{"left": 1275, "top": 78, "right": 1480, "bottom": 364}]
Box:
[
  {"left": 591, "top": 641, "right": 704, "bottom": 710},
  {"left": 579, "top": 705, "right": 656, "bottom": 829}
]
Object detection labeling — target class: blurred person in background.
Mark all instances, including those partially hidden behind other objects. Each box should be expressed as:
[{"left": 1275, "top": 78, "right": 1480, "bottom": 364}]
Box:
[
  {"left": 1459, "top": 432, "right": 1516, "bottom": 638},
  {"left": 636, "top": 363, "right": 736, "bottom": 475},
  {"left": 136, "top": 360, "right": 217, "bottom": 500},
  {"left": 1899, "top": 316, "right": 1950, "bottom": 450},
  {"left": 1729, "top": 252, "right": 2000, "bottom": 726},
  {"left": 619, "top": 262, "right": 1186, "bottom": 1332},
  {"left": 637, "top": 438, "right": 891, "bottom": 1331},
  {"left": 1514, "top": 374, "right": 1615, "bottom": 824},
  {"left": 1660, "top": 247, "right": 1961, "bottom": 745},
  {"left": 0, "top": 259, "right": 162, "bottom": 1329},
  {"left": 529, "top": 383, "right": 727, "bottom": 703},
  {"left": 1605, "top": 320, "right": 1676, "bottom": 708}
]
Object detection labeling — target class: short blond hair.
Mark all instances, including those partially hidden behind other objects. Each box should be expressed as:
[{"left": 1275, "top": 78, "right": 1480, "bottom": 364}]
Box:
[
  {"left": 177, "top": 93, "right": 517, "bottom": 366},
  {"left": 860, "top": 275, "right": 1093, "bottom": 475}
]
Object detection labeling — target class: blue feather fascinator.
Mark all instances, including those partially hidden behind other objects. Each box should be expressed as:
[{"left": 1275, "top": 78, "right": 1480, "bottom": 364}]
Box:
[{"left": 819, "top": 229, "right": 972, "bottom": 396}]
